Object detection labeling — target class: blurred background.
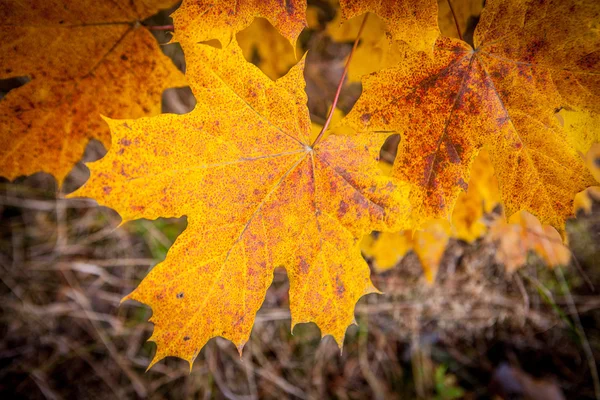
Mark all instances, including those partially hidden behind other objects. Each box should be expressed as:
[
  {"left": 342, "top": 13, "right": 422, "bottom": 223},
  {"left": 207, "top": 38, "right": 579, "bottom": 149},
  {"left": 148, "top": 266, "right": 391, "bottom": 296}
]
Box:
[{"left": 1, "top": 1, "right": 600, "bottom": 398}]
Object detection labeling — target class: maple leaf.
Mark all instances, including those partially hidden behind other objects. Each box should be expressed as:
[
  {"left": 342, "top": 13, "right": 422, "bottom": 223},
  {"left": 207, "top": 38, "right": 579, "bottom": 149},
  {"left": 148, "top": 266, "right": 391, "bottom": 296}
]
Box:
[
  {"left": 437, "top": 0, "right": 483, "bottom": 40},
  {"left": 0, "top": 0, "right": 186, "bottom": 185},
  {"left": 574, "top": 143, "right": 600, "bottom": 214},
  {"left": 172, "top": 0, "right": 307, "bottom": 49},
  {"left": 362, "top": 150, "right": 499, "bottom": 278},
  {"left": 338, "top": 0, "right": 440, "bottom": 54},
  {"left": 362, "top": 230, "right": 413, "bottom": 271},
  {"left": 237, "top": 18, "right": 298, "bottom": 80},
  {"left": 489, "top": 211, "right": 570, "bottom": 272},
  {"left": 452, "top": 149, "right": 500, "bottom": 242},
  {"left": 413, "top": 219, "right": 451, "bottom": 283},
  {"left": 326, "top": 10, "right": 409, "bottom": 82},
  {"left": 343, "top": 0, "right": 599, "bottom": 231},
  {"left": 362, "top": 221, "right": 450, "bottom": 283},
  {"left": 69, "top": 39, "right": 411, "bottom": 367}
]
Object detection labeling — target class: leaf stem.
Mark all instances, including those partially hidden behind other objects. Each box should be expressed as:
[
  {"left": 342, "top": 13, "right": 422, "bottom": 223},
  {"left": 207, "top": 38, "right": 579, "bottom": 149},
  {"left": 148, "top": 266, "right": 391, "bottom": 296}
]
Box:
[
  {"left": 311, "top": 13, "right": 369, "bottom": 148},
  {"left": 146, "top": 24, "right": 174, "bottom": 31},
  {"left": 446, "top": 0, "right": 463, "bottom": 41}
]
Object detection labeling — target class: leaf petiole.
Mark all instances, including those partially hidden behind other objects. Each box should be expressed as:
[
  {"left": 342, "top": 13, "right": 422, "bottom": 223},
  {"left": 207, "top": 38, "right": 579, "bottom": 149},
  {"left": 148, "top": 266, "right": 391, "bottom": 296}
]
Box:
[{"left": 311, "top": 13, "right": 369, "bottom": 148}]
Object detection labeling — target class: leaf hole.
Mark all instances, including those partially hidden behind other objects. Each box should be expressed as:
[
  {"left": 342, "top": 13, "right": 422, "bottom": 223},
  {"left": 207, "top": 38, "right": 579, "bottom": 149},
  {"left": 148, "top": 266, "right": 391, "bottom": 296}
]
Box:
[
  {"left": 177, "top": 292, "right": 184, "bottom": 299},
  {"left": 199, "top": 39, "right": 222, "bottom": 49},
  {"left": 0, "top": 76, "right": 30, "bottom": 101},
  {"left": 379, "top": 133, "right": 400, "bottom": 173}
]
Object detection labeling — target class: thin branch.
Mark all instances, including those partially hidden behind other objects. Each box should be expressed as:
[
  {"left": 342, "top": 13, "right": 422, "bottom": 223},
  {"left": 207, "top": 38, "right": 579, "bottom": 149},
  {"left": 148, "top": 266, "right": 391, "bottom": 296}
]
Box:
[{"left": 311, "top": 13, "right": 369, "bottom": 148}]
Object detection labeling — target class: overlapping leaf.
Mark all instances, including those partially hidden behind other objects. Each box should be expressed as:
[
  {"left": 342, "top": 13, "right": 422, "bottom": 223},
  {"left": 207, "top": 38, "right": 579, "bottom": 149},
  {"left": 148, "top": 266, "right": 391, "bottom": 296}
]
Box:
[
  {"left": 237, "top": 18, "right": 298, "bottom": 80},
  {"left": 338, "top": 0, "right": 440, "bottom": 54},
  {"left": 344, "top": 0, "right": 599, "bottom": 231},
  {"left": 326, "top": 10, "right": 408, "bottom": 82},
  {"left": 574, "top": 143, "right": 600, "bottom": 214},
  {"left": 70, "top": 39, "right": 411, "bottom": 366},
  {"left": 172, "top": 0, "right": 307, "bottom": 48},
  {"left": 363, "top": 150, "right": 500, "bottom": 280},
  {"left": 437, "top": 0, "right": 483, "bottom": 40},
  {"left": 0, "top": 0, "right": 186, "bottom": 184}
]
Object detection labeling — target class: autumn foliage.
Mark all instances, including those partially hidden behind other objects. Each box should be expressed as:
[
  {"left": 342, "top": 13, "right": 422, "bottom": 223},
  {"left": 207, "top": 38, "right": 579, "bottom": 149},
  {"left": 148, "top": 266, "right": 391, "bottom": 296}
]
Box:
[{"left": 1, "top": 0, "right": 599, "bottom": 369}]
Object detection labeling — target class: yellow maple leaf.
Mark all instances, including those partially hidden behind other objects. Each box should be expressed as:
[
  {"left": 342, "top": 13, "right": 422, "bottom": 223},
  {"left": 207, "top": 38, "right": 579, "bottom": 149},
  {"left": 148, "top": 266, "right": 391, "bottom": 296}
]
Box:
[
  {"left": 363, "top": 150, "right": 500, "bottom": 275},
  {"left": 237, "top": 18, "right": 299, "bottom": 81},
  {"left": 69, "top": 39, "right": 411, "bottom": 367},
  {"left": 361, "top": 230, "right": 413, "bottom": 271},
  {"left": 437, "top": 0, "right": 483, "bottom": 40},
  {"left": 344, "top": 0, "right": 599, "bottom": 232},
  {"left": 574, "top": 143, "right": 600, "bottom": 214},
  {"left": 413, "top": 220, "right": 451, "bottom": 283},
  {"left": 172, "top": 0, "right": 307, "bottom": 49},
  {"left": 451, "top": 149, "right": 501, "bottom": 242},
  {"left": 338, "top": 0, "right": 440, "bottom": 54},
  {"left": 326, "top": 11, "right": 409, "bottom": 82},
  {"left": 361, "top": 220, "right": 451, "bottom": 283},
  {"left": 0, "top": 0, "right": 186, "bottom": 185}
]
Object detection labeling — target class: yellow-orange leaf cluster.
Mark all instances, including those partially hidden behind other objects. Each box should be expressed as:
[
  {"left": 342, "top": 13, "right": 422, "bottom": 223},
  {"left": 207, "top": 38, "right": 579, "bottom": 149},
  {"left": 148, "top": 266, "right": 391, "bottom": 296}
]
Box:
[
  {"left": 0, "top": 0, "right": 186, "bottom": 184},
  {"left": 7, "top": 0, "right": 594, "bottom": 369}
]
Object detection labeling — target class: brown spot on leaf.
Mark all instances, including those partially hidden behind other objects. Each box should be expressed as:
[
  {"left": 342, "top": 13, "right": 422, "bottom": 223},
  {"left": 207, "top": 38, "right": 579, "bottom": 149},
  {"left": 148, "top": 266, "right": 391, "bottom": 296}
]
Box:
[{"left": 338, "top": 200, "right": 349, "bottom": 218}]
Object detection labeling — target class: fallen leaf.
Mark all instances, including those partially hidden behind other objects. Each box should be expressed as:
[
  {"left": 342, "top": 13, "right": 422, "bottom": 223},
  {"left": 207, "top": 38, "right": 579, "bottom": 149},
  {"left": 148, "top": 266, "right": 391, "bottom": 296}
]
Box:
[
  {"left": 0, "top": 0, "right": 186, "bottom": 184},
  {"left": 70, "top": 39, "right": 411, "bottom": 367},
  {"left": 343, "top": 0, "right": 599, "bottom": 232}
]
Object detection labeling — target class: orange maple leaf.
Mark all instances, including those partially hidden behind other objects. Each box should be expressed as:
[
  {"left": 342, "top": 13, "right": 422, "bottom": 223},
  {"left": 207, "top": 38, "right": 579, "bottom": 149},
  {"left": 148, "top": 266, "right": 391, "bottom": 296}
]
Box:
[
  {"left": 0, "top": 0, "right": 186, "bottom": 185},
  {"left": 344, "top": 0, "right": 599, "bottom": 231},
  {"left": 69, "top": 39, "right": 411, "bottom": 367}
]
